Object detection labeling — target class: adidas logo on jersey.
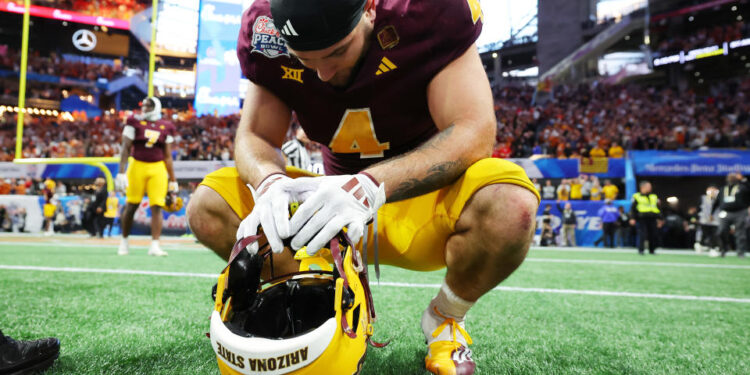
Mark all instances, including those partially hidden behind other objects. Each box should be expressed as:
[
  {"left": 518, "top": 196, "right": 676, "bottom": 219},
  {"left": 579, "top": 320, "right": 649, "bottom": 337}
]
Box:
[
  {"left": 375, "top": 57, "right": 397, "bottom": 76},
  {"left": 280, "top": 19, "right": 299, "bottom": 36}
]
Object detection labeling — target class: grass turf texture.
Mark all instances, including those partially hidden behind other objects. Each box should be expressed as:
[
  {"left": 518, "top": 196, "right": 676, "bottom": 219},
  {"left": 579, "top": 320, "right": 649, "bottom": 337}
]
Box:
[{"left": 1, "top": 237, "right": 749, "bottom": 374}]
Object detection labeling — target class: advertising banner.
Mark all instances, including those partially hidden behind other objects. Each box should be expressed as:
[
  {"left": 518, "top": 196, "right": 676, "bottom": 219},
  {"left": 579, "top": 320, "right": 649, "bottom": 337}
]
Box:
[
  {"left": 630, "top": 150, "right": 750, "bottom": 176},
  {"left": 0, "top": 195, "right": 43, "bottom": 233},
  {"left": 509, "top": 158, "right": 580, "bottom": 178},
  {"left": 0, "top": 161, "right": 236, "bottom": 180},
  {"left": 128, "top": 198, "right": 189, "bottom": 236},
  {"left": 536, "top": 200, "right": 631, "bottom": 247},
  {"left": 0, "top": 1, "right": 130, "bottom": 29},
  {"left": 194, "top": 0, "right": 244, "bottom": 116},
  {"left": 49, "top": 195, "right": 188, "bottom": 236},
  {"left": 0, "top": 159, "right": 612, "bottom": 180}
]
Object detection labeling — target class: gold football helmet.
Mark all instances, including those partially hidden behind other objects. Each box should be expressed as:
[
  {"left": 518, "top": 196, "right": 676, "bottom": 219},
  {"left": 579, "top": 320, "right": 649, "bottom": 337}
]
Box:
[
  {"left": 164, "top": 192, "right": 183, "bottom": 212},
  {"left": 209, "top": 232, "right": 380, "bottom": 374}
]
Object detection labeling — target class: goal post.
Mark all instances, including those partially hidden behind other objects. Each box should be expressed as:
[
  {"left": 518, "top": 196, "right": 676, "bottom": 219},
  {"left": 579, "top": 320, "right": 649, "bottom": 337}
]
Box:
[
  {"left": 12, "top": 0, "right": 160, "bottom": 193},
  {"left": 13, "top": 157, "right": 120, "bottom": 192}
]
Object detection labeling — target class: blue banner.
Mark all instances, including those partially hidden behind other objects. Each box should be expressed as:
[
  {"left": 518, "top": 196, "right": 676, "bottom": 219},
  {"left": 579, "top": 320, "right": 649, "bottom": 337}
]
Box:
[
  {"left": 510, "top": 158, "right": 625, "bottom": 179},
  {"left": 41, "top": 163, "right": 118, "bottom": 179},
  {"left": 194, "top": 0, "right": 244, "bottom": 116},
  {"left": 510, "top": 158, "right": 580, "bottom": 178},
  {"left": 630, "top": 150, "right": 750, "bottom": 176},
  {"left": 536, "top": 200, "right": 630, "bottom": 247}
]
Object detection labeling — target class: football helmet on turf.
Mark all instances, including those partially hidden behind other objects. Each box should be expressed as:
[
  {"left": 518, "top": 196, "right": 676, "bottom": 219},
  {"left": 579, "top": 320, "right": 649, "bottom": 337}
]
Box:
[
  {"left": 164, "top": 192, "right": 183, "bottom": 212},
  {"left": 210, "top": 232, "right": 380, "bottom": 375}
]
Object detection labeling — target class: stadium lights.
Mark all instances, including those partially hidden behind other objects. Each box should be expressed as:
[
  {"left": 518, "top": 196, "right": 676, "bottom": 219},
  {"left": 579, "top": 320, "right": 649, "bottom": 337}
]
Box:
[
  {"left": 688, "top": 16, "right": 694, "bottom": 22},
  {"left": 5, "top": 107, "right": 62, "bottom": 117},
  {"left": 492, "top": 52, "right": 498, "bottom": 59},
  {"left": 732, "top": 5, "right": 738, "bottom": 11}
]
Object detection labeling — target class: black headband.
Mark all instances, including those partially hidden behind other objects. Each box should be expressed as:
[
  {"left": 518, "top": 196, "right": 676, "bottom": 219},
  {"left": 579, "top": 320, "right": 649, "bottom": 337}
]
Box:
[{"left": 270, "top": 0, "right": 367, "bottom": 51}]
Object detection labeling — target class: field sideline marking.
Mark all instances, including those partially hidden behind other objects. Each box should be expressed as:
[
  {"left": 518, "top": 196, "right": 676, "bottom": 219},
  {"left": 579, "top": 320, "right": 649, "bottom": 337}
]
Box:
[
  {"left": 1, "top": 242, "right": 747, "bottom": 270},
  {"left": 0, "top": 240, "right": 704, "bottom": 255},
  {"left": 0, "top": 241, "right": 208, "bottom": 252},
  {"left": 2, "top": 264, "right": 749, "bottom": 304},
  {"left": 524, "top": 258, "right": 750, "bottom": 270},
  {"left": 533, "top": 247, "right": 699, "bottom": 255}
]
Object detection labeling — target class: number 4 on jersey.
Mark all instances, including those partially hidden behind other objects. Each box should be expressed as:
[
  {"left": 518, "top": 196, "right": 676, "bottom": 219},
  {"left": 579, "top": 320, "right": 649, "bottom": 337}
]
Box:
[{"left": 329, "top": 109, "right": 390, "bottom": 158}]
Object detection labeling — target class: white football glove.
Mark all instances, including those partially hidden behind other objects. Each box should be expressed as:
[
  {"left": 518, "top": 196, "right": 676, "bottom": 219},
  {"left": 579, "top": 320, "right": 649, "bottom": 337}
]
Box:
[
  {"left": 115, "top": 173, "right": 128, "bottom": 192},
  {"left": 236, "top": 174, "right": 320, "bottom": 254},
  {"left": 168, "top": 181, "right": 179, "bottom": 193},
  {"left": 288, "top": 174, "right": 385, "bottom": 255}
]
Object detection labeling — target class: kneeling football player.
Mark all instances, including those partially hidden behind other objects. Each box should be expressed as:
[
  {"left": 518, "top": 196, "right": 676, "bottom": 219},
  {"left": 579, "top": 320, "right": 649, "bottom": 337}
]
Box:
[{"left": 188, "top": 0, "right": 539, "bottom": 373}]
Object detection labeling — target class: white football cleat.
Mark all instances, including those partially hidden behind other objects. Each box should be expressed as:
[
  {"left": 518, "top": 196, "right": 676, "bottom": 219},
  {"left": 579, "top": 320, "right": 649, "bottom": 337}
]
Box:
[
  {"left": 147, "top": 242, "right": 168, "bottom": 257},
  {"left": 693, "top": 242, "right": 703, "bottom": 253},
  {"left": 708, "top": 248, "right": 720, "bottom": 258},
  {"left": 117, "top": 238, "right": 129, "bottom": 256}
]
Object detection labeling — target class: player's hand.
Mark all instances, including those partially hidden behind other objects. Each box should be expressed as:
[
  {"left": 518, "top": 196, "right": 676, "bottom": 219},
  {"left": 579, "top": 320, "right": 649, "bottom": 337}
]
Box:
[
  {"left": 168, "top": 181, "right": 179, "bottom": 193},
  {"left": 115, "top": 173, "right": 128, "bottom": 192},
  {"left": 288, "top": 174, "right": 385, "bottom": 255},
  {"left": 236, "top": 174, "right": 319, "bottom": 254}
]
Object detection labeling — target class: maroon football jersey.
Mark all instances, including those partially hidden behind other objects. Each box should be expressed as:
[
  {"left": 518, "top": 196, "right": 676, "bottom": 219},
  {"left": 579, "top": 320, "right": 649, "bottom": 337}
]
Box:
[
  {"left": 237, "top": 0, "right": 483, "bottom": 175},
  {"left": 125, "top": 116, "right": 176, "bottom": 162}
]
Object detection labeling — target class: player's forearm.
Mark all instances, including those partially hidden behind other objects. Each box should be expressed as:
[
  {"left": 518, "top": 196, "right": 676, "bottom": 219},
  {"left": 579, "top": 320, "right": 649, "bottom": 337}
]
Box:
[
  {"left": 164, "top": 155, "right": 176, "bottom": 181},
  {"left": 235, "top": 130, "right": 286, "bottom": 189},
  {"left": 118, "top": 146, "right": 130, "bottom": 174},
  {"left": 364, "top": 122, "right": 493, "bottom": 202}
]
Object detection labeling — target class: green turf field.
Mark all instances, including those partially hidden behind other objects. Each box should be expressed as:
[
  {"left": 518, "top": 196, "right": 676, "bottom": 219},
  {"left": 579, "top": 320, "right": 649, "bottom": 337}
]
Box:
[{"left": 1, "top": 235, "right": 749, "bottom": 374}]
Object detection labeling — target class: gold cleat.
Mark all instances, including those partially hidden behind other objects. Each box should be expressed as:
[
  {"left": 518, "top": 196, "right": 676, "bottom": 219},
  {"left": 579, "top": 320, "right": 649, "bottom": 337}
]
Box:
[{"left": 425, "top": 306, "right": 475, "bottom": 375}]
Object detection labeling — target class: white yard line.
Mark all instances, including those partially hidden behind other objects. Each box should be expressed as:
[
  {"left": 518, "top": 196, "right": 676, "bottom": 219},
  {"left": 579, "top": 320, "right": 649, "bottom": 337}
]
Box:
[
  {"left": 1, "top": 242, "right": 745, "bottom": 269},
  {"left": 523, "top": 258, "right": 750, "bottom": 270},
  {"left": 531, "top": 246, "right": 700, "bottom": 255},
  {"left": 0, "top": 241, "right": 208, "bottom": 252},
  {"left": 2, "top": 264, "right": 749, "bottom": 304},
  {"left": 0, "top": 265, "right": 217, "bottom": 278}
]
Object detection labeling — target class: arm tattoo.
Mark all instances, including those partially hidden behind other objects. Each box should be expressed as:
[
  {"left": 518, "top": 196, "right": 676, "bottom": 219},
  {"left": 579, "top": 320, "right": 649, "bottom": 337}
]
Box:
[
  {"left": 390, "top": 160, "right": 466, "bottom": 201},
  {"left": 386, "top": 124, "right": 469, "bottom": 201}
]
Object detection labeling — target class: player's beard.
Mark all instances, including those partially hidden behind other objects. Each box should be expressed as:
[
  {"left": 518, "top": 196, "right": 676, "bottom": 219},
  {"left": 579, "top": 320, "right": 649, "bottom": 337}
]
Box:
[{"left": 328, "top": 23, "right": 374, "bottom": 88}]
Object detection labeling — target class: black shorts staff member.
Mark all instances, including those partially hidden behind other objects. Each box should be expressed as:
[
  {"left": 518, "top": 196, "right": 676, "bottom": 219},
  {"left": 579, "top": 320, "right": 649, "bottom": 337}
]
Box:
[{"left": 713, "top": 173, "right": 750, "bottom": 258}]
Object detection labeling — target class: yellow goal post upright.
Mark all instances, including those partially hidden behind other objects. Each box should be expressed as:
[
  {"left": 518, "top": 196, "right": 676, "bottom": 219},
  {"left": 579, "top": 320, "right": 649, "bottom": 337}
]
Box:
[{"left": 12, "top": 0, "right": 160, "bottom": 193}]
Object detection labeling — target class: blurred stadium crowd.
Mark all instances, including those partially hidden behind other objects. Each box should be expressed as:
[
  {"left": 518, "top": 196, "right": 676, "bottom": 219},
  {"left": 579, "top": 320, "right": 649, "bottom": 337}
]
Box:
[
  {"left": 0, "top": 48, "right": 125, "bottom": 81},
  {"left": 654, "top": 19, "right": 749, "bottom": 54},
  {"left": 493, "top": 78, "right": 750, "bottom": 158},
  {"left": 0, "top": 110, "right": 239, "bottom": 161},
  {"left": 2, "top": 78, "right": 749, "bottom": 163}
]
